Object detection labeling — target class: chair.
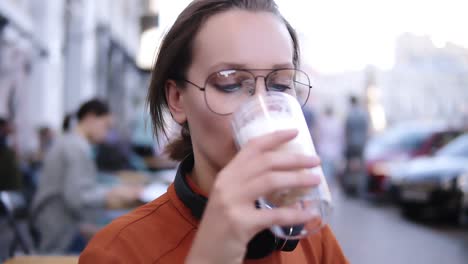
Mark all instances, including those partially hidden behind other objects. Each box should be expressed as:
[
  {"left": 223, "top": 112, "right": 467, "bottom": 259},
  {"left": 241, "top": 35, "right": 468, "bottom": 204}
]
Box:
[{"left": 0, "top": 191, "right": 33, "bottom": 257}]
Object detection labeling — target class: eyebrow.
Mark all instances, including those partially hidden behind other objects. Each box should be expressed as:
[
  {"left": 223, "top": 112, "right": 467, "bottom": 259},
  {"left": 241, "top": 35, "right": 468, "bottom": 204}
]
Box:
[{"left": 208, "top": 62, "right": 295, "bottom": 72}]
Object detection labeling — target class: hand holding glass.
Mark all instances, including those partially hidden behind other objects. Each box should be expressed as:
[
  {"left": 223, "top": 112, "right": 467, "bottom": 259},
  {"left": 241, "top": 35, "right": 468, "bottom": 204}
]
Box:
[{"left": 231, "top": 92, "right": 332, "bottom": 239}]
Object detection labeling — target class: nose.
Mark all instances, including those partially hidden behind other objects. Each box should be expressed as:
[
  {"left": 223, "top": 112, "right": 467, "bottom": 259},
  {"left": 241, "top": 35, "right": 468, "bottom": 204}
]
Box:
[{"left": 252, "top": 76, "right": 268, "bottom": 96}]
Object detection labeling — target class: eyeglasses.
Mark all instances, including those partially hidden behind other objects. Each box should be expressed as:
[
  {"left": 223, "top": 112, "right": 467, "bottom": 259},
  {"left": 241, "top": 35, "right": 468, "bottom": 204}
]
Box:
[{"left": 182, "top": 68, "right": 312, "bottom": 115}]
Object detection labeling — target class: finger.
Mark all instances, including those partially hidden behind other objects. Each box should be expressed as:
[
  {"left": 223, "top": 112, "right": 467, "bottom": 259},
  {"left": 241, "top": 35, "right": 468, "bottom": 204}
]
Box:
[
  {"left": 245, "top": 171, "right": 321, "bottom": 199},
  {"left": 227, "top": 152, "right": 320, "bottom": 188},
  {"left": 245, "top": 129, "right": 298, "bottom": 153},
  {"left": 258, "top": 153, "right": 321, "bottom": 172},
  {"left": 225, "top": 130, "right": 302, "bottom": 182}
]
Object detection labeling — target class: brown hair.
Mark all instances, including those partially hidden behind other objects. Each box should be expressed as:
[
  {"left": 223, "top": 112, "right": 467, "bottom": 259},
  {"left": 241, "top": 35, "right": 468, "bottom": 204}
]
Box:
[{"left": 147, "top": 0, "right": 301, "bottom": 161}]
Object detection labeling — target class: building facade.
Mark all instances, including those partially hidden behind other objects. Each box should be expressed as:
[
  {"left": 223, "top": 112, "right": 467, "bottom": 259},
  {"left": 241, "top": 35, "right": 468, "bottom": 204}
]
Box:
[
  {"left": 0, "top": 0, "right": 149, "bottom": 156},
  {"left": 381, "top": 33, "right": 468, "bottom": 126},
  {"left": 309, "top": 33, "right": 468, "bottom": 132}
]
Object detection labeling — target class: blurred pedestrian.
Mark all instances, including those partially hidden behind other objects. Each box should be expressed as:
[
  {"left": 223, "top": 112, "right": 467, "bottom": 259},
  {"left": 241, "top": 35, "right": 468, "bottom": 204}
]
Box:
[
  {"left": 316, "top": 106, "right": 343, "bottom": 189},
  {"left": 345, "top": 95, "right": 368, "bottom": 160},
  {"left": 62, "top": 113, "right": 74, "bottom": 132},
  {"left": 31, "top": 99, "right": 141, "bottom": 254},
  {"left": 28, "top": 126, "right": 55, "bottom": 169},
  {"left": 0, "top": 117, "right": 22, "bottom": 190},
  {"left": 37, "top": 126, "right": 54, "bottom": 158},
  {"left": 80, "top": 1, "right": 348, "bottom": 263},
  {"left": 344, "top": 95, "right": 369, "bottom": 193}
]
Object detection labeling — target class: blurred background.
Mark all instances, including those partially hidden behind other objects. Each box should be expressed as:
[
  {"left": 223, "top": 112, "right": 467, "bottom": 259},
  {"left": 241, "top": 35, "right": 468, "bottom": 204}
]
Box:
[{"left": 0, "top": 0, "right": 467, "bottom": 263}]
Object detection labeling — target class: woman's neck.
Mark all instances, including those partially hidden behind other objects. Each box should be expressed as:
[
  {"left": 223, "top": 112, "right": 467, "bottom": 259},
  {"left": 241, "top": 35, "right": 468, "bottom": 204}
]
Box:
[{"left": 190, "top": 151, "right": 219, "bottom": 196}]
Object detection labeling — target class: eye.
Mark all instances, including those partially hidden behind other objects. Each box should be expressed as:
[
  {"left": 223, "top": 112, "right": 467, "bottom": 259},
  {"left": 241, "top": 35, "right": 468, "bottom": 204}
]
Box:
[
  {"left": 268, "top": 83, "right": 293, "bottom": 92},
  {"left": 213, "top": 83, "right": 242, "bottom": 93},
  {"left": 267, "top": 70, "right": 295, "bottom": 92}
]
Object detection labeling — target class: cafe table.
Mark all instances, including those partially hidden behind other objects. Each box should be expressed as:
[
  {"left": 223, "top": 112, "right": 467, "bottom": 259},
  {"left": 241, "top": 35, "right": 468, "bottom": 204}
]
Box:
[{"left": 4, "top": 256, "right": 78, "bottom": 264}]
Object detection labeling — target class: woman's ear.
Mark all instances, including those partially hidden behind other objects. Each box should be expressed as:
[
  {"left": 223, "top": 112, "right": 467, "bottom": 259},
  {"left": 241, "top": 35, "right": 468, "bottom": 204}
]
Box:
[{"left": 165, "top": 80, "right": 187, "bottom": 124}]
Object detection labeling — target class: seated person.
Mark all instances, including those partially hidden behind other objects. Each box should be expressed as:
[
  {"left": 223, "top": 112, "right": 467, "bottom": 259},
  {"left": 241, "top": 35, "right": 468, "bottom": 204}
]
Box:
[{"left": 32, "top": 99, "right": 141, "bottom": 254}]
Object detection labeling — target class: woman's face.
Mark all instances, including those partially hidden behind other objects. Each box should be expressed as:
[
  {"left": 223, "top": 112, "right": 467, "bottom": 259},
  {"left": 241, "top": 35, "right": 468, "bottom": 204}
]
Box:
[{"left": 176, "top": 9, "right": 294, "bottom": 173}]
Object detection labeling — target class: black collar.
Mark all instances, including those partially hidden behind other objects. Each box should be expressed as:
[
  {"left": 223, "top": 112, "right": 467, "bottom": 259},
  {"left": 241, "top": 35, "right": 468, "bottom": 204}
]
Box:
[{"left": 173, "top": 154, "right": 206, "bottom": 220}]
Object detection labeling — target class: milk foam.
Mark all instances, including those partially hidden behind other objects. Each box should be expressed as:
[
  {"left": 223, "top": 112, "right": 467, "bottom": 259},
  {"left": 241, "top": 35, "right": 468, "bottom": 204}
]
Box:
[{"left": 236, "top": 113, "right": 317, "bottom": 156}]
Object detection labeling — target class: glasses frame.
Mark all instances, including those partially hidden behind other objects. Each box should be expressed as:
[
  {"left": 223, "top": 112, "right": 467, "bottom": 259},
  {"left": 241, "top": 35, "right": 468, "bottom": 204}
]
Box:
[{"left": 181, "top": 68, "right": 312, "bottom": 115}]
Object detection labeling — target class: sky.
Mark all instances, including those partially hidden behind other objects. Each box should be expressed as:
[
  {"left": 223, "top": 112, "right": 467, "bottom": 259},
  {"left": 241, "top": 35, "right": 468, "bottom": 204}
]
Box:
[{"left": 151, "top": 0, "right": 468, "bottom": 74}]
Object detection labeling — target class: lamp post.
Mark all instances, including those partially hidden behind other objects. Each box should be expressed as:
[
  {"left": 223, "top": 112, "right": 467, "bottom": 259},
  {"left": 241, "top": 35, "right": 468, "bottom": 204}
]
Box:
[{"left": 365, "top": 66, "right": 387, "bottom": 133}]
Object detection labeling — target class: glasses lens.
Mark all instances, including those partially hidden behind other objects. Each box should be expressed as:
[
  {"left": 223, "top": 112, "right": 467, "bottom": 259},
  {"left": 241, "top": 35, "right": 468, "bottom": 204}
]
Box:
[
  {"left": 266, "top": 69, "right": 311, "bottom": 107},
  {"left": 205, "top": 70, "right": 254, "bottom": 115}
]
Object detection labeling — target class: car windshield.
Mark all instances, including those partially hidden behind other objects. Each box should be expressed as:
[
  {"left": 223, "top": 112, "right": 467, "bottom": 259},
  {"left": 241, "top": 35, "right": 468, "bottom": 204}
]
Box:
[
  {"left": 436, "top": 134, "right": 468, "bottom": 157},
  {"left": 366, "top": 126, "right": 433, "bottom": 157}
]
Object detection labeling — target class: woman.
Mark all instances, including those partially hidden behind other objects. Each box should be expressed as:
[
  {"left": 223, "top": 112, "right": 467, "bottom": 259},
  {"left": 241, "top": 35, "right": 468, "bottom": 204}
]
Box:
[
  {"left": 32, "top": 99, "right": 140, "bottom": 253},
  {"left": 80, "top": 1, "right": 348, "bottom": 263}
]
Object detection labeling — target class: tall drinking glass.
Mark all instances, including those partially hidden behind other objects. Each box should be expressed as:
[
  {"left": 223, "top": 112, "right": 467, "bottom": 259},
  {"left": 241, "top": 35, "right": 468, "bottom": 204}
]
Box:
[{"left": 232, "top": 92, "right": 332, "bottom": 239}]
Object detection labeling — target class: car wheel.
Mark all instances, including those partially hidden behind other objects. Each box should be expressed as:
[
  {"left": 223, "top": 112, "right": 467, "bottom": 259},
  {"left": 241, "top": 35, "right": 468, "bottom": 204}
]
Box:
[
  {"left": 341, "top": 173, "right": 357, "bottom": 197},
  {"left": 458, "top": 211, "right": 467, "bottom": 226},
  {"left": 401, "top": 204, "right": 421, "bottom": 220},
  {"left": 457, "top": 201, "right": 467, "bottom": 227}
]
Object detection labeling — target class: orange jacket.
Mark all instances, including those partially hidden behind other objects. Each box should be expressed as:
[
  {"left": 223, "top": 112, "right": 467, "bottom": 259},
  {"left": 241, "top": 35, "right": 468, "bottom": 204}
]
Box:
[{"left": 79, "top": 178, "right": 349, "bottom": 264}]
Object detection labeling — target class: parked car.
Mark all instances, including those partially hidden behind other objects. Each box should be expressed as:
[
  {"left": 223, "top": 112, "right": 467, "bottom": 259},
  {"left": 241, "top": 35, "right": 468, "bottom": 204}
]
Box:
[
  {"left": 391, "top": 133, "right": 468, "bottom": 223},
  {"left": 458, "top": 171, "right": 468, "bottom": 226},
  {"left": 363, "top": 123, "right": 461, "bottom": 197}
]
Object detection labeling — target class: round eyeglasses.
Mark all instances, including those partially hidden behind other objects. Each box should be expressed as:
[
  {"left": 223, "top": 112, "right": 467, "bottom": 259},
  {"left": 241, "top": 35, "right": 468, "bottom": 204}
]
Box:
[{"left": 182, "top": 68, "right": 312, "bottom": 115}]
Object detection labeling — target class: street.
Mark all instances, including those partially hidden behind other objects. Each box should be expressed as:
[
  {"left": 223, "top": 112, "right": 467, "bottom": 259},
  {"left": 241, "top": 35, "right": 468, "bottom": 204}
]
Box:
[{"left": 330, "top": 189, "right": 468, "bottom": 264}]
